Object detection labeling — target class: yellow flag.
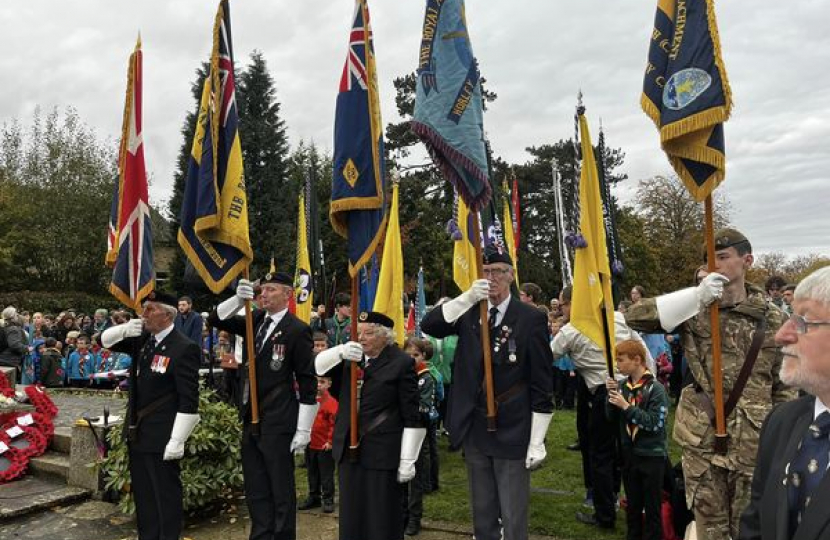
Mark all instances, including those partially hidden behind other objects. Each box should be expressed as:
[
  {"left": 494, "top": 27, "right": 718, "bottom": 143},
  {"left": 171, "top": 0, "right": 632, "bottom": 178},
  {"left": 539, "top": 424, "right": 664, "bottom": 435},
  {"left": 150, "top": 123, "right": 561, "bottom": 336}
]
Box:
[
  {"left": 373, "top": 183, "right": 404, "bottom": 346},
  {"left": 452, "top": 195, "right": 478, "bottom": 292},
  {"left": 502, "top": 181, "right": 519, "bottom": 286},
  {"left": 571, "top": 112, "right": 615, "bottom": 357},
  {"left": 294, "top": 193, "right": 313, "bottom": 324}
]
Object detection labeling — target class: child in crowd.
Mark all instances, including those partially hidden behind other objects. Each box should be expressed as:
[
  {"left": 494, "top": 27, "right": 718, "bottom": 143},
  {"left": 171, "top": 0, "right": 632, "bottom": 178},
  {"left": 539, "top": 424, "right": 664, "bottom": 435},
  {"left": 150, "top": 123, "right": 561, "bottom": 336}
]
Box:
[
  {"left": 40, "top": 337, "right": 64, "bottom": 388},
  {"left": 606, "top": 339, "right": 669, "bottom": 540},
  {"left": 298, "top": 332, "right": 339, "bottom": 513},
  {"left": 66, "top": 334, "right": 98, "bottom": 387},
  {"left": 550, "top": 317, "right": 577, "bottom": 409},
  {"left": 402, "top": 337, "right": 437, "bottom": 536}
]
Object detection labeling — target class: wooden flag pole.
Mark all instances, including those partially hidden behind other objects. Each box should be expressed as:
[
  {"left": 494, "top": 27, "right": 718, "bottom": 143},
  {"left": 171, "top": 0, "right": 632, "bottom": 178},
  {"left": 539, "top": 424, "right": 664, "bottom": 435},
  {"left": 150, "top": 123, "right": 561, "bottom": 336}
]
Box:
[
  {"left": 349, "top": 275, "right": 360, "bottom": 461},
  {"left": 243, "top": 268, "right": 260, "bottom": 436},
  {"left": 704, "top": 196, "right": 728, "bottom": 454},
  {"left": 471, "top": 211, "right": 497, "bottom": 432}
]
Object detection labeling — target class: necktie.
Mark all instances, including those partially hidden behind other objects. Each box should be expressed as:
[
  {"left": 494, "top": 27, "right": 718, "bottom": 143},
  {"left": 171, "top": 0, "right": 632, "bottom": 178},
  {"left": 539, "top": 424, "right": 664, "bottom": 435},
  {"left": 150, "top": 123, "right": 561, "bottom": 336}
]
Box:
[
  {"left": 255, "top": 317, "right": 272, "bottom": 352},
  {"left": 143, "top": 336, "right": 157, "bottom": 362},
  {"left": 787, "top": 411, "right": 830, "bottom": 532},
  {"left": 489, "top": 307, "right": 499, "bottom": 330}
]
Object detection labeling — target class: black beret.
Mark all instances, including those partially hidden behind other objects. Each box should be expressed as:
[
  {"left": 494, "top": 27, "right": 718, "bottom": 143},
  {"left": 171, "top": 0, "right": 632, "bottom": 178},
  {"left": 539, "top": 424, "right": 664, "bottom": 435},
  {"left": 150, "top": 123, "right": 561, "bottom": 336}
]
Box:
[
  {"left": 482, "top": 244, "right": 513, "bottom": 266},
  {"left": 142, "top": 290, "right": 178, "bottom": 309},
  {"left": 357, "top": 311, "right": 394, "bottom": 329},
  {"left": 261, "top": 272, "right": 293, "bottom": 286}
]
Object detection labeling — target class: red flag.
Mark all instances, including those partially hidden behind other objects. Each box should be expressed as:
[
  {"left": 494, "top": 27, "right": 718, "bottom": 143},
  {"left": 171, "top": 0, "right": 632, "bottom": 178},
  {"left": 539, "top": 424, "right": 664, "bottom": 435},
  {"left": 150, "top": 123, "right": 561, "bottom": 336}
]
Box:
[{"left": 406, "top": 302, "right": 416, "bottom": 336}]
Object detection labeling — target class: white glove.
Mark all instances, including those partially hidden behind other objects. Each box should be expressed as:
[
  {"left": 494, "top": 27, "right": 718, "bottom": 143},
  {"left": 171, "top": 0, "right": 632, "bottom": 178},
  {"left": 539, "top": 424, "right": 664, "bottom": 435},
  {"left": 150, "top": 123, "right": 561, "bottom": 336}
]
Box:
[
  {"left": 441, "top": 279, "right": 490, "bottom": 324},
  {"left": 290, "top": 403, "right": 320, "bottom": 454},
  {"left": 100, "top": 318, "right": 144, "bottom": 348},
  {"left": 163, "top": 413, "right": 200, "bottom": 461},
  {"left": 525, "top": 412, "right": 553, "bottom": 470},
  {"left": 315, "top": 342, "right": 363, "bottom": 375},
  {"left": 397, "top": 427, "right": 427, "bottom": 483},
  {"left": 655, "top": 272, "right": 728, "bottom": 332},
  {"left": 217, "top": 279, "right": 255, "bottom": 320}
]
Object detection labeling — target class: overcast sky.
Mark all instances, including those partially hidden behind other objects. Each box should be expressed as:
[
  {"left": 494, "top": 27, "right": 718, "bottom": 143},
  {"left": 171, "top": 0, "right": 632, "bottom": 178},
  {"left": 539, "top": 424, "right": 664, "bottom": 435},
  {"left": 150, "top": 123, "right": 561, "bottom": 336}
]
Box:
[{"left": 2, "top": 0, "right": 828, "bottom": 257}]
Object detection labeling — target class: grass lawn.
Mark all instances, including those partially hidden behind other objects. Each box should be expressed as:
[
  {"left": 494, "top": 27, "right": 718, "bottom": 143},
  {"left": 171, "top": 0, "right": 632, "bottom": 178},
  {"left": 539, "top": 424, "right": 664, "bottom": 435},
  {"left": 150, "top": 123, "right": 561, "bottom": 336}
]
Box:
[{"left": 296, "top": 407, "right": 682, "bottom": 540}]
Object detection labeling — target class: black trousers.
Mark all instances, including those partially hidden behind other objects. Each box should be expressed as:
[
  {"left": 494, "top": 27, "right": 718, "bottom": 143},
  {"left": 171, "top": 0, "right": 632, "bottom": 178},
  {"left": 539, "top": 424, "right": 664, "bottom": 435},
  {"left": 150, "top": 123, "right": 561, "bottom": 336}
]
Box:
[
  {"left": 129, "top": 449, "right": 182, "bottom": 540},
  {"left": 587, "top": 385, "right": 618, "bottom": 526},
  {"left": 427, "top": 421, "right": 439, "bottom": 490},
  {"left": 241, "top": 426, "right": 296, "bottom": 540},
  {"left": 622, "top": 454, "right": 665, "bottom": 540},
  {"left": 306, "top": 448, "right": 335, "bottom": 502},
  {"left": 403, "top": 440, "right": 430, "bottom": 523},
  {"left": 576, "top": 375, "right": 592, "bottom": 491}
]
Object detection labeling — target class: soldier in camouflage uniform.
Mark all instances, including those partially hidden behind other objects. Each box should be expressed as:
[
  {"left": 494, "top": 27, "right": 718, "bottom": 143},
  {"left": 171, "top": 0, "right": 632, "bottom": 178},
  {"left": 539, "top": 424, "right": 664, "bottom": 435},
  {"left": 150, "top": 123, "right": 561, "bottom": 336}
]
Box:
[{"left": 626, "top": 229, "right": 796, "bottom": 540}]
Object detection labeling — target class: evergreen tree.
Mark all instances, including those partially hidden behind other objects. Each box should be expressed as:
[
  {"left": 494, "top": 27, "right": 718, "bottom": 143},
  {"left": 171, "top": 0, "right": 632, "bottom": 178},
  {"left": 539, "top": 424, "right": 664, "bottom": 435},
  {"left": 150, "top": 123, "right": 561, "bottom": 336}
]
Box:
[
  {"left": 237, "top": 51, "right": 291, "bottom": 278},
  {"left": 167, "top": 63, "right": 208, "bottom": 296}
]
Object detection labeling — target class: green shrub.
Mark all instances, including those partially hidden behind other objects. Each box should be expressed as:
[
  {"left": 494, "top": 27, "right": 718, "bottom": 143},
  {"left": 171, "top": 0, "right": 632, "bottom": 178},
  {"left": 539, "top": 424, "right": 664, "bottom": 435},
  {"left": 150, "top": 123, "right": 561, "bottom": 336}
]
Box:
[
  {"left": 0, "top": 290, "right": 123, "bottom": 315},
  {"left": 101, "top": 385, "right": 243, "bottom": 514}
]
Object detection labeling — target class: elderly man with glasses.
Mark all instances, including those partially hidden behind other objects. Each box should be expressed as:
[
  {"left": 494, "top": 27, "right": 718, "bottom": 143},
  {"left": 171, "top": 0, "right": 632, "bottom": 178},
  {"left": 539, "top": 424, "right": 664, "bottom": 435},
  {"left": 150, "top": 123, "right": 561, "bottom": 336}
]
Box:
[
  {"left": 626, "top": 228, "right": 797, "bottom": 540},
  {"left": 421, "top": 245, "right": 555, "bottom": 540},
  {"left": 740, "top": 266, "right": 830, "bottom": 540}
]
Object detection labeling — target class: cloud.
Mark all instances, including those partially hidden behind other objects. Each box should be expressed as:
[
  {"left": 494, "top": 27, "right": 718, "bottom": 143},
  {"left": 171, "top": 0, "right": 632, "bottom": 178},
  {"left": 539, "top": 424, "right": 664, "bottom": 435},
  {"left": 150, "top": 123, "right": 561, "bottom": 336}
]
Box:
[{"left": 1, "top": 0, "right": 827, "bottom": 257}]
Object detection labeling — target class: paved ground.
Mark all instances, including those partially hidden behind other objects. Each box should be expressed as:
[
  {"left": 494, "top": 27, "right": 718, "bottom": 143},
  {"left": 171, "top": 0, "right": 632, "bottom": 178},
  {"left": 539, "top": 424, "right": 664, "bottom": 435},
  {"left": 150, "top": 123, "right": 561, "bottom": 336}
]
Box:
[
  {"left": 1, "top": 499, "right": 567, "bottom": 540},
  {"left": 46, "top": 389, "right": 128, "bottom": 432}
]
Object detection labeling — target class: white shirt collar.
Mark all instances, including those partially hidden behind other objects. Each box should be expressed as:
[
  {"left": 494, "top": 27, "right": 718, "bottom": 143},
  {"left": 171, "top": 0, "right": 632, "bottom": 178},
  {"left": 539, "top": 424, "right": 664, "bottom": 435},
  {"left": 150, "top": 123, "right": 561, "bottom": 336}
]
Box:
[
  {"left": 488, "top": 295, "right": 511, "bottom": 315},
  {"left": 815, "top": 397, "right": 829, "bottom": 420},
  {"left": 264, "top": 307, "right": 288, "bottom": 327},
  {"left": 153, "top": 323, "right": 175, "bottom": 344}
]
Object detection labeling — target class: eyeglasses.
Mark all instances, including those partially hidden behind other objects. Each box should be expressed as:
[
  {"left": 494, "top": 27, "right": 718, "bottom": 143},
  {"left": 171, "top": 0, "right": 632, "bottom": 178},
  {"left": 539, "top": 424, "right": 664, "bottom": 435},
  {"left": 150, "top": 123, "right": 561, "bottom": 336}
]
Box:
[
  {"left": 482, "top": 268, "right": 510, "bottom": 277},
  {"left": 789, "top": 313, "right": 830, "bottom": 335}
]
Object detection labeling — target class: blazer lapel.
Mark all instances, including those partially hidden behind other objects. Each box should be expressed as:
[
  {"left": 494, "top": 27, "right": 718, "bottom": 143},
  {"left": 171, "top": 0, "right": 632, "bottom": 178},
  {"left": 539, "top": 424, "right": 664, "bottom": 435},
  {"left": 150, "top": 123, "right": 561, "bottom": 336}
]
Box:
[
  {"left": 793, "top": 405, "right": 830, "bottom": 540},
  {"left": 777, "top": 411, "right": 813, "bottom": 540}
]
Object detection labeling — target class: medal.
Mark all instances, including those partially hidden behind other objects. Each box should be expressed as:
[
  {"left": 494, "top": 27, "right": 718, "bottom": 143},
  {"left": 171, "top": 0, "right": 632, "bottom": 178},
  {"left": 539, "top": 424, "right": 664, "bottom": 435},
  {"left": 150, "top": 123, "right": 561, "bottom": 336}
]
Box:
[{"left": 270, "top": 343, "right": 285, "bottom": 371}]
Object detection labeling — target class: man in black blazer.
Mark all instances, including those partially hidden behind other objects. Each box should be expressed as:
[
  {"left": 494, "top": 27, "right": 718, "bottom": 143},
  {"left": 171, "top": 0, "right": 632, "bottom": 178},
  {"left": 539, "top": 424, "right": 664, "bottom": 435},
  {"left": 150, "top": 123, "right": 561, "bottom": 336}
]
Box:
[
  {"left": 210, "top": 272, "right": 318, "bottom": 540},
  {"left": 314, "top": 311, "right": 423, "bottom": 540},
  {"left": 101, "top": 290, "right": 200, "bottom": 540},
  {"left": 740, "top": 266, "right": 830, "bottom": 540},
  {"left": 421, "top": 246, "right": 555, "bottom": 540}
]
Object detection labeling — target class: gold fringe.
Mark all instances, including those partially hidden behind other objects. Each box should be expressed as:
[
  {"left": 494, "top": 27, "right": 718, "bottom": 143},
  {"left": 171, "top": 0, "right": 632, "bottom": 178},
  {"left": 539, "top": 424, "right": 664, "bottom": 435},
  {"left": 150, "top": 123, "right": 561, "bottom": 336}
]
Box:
[
  {"left": 706, "top": 0, "right": 733, "bottom": 120},
  {"left": 659, "top": 106, "right": 729, "bottom": 143},
  {"left": 640, "top": 93, "right": 662, "bottom": 130}
]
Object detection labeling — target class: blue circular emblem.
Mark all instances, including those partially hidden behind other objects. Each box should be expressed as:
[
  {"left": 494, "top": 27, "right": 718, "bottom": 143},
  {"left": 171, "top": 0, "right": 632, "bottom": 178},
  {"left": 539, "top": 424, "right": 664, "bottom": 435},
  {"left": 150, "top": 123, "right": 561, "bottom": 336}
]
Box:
[{"left": 662, "top": 68, "right": 712, "bottom": 111}]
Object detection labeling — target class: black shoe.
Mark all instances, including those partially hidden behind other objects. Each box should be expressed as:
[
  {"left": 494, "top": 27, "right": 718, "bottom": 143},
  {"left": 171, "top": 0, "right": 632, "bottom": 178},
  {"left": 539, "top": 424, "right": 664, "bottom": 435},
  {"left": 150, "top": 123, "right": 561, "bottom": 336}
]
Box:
[
  {"left": 575, "top": 511, "right": 614, "bottom": 529},
  {"left": 566, "top": 441, "right": 581, "bottom": 451},
  {"left": 405, "top": 520, "right": 421, "bottom": 536},
  {"left": 298, "top": 497, "right": 321, "bottom": 510},
  {"left": 322, "top": 499, "right": 335, "bottom": 513}
]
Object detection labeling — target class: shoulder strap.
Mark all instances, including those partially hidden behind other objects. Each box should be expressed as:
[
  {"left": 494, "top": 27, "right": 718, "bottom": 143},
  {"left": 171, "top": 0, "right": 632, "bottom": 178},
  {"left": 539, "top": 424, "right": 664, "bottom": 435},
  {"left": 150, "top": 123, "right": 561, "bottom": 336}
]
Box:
[{"left": 722, "top": 316, "right": 767, "bottom": 421}]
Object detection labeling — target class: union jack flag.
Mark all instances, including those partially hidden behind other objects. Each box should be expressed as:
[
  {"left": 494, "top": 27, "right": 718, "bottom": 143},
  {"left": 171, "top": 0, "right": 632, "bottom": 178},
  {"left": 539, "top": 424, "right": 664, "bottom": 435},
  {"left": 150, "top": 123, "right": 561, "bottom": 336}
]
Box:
[
  {"left": 109, "top": 36, "right": 155, "bottom": 310},
  {"left": 339, "top": 6, "right": 371, "bottom": 93}
]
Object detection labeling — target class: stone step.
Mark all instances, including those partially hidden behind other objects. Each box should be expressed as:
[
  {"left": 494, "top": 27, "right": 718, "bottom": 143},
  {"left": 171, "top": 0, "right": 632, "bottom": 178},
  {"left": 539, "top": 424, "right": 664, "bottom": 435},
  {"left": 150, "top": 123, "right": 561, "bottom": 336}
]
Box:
[
  {"left": 51, "top": 426, "right": 73, "bottom": 454},
  {"left": 29, "top": 450, "right": 70, "bottom": 481},
  {"left": 0, "top": 474, "right": 90, "bottom": 520}
]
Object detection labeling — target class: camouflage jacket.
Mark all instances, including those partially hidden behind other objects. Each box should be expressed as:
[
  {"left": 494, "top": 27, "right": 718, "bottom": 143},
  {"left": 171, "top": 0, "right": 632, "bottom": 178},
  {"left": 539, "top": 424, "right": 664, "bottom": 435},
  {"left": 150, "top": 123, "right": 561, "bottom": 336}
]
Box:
[{"left": 626, "top": 283, "right": 796, "bottom": 472}]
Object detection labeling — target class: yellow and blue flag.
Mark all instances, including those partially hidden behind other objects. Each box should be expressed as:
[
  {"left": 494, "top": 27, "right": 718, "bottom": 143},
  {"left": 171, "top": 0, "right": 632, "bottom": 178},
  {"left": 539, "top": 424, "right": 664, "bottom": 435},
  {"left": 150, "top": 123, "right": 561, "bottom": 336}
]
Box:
[
  {"left": 642, "top": 0, "right": 732, "bottom": 202},
  {"left": 452, "top": 192, "right": 478, "bottom": 292},
  {"left": 412, "top": 0, "right": 491, "bottom": 212},
  {"left": 294, "top": 190, "right": 313, "bottom": 324},
  {"left": 373, "top": 182, "right": 404, "bottom": 346},
  {"left": 571, "top": 111, "right": 615, "bottom": 355},
  {"left": 178, "top": 0, "right": 252, "bottom": 294},
  {"left": 331, "top": 0, "right": 387, "bottom": 278},
  {"left": 109, "top": 36, "right": 155, "bottom": 311}
]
